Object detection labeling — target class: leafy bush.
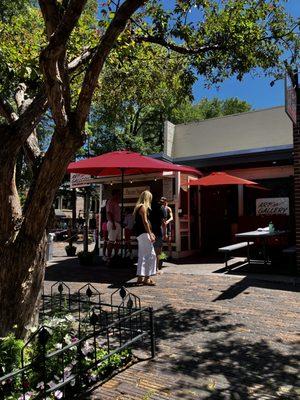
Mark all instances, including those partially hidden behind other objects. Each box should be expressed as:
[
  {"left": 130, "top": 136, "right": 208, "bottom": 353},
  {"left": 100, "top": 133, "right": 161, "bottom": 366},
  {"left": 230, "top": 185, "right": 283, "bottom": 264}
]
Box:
[
  {"left": 0, "top": 314, "right": 132, "bottom": 399},
  {"left": 0, "top": 334, "right": 24, "bottom": 375}
]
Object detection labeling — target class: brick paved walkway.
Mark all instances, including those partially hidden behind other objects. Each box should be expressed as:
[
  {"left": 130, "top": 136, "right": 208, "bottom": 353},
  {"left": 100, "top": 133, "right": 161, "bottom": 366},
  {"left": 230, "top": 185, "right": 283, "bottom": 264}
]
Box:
[{"left": 45, "top": 244, "right": 300, "bottom": 399}]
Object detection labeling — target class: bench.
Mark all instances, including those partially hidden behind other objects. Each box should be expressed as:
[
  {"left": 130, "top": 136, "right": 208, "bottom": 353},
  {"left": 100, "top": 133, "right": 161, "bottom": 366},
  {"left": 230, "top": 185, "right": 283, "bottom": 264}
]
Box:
[
  {"left": 218, "top": 242, "right": 254, "bottom": 269},
  {"left": 282, "top": 245, "right": 296, "bottom": 254},
  {"left": 282, "top": 245, "right": 296, "bottom": 272}
]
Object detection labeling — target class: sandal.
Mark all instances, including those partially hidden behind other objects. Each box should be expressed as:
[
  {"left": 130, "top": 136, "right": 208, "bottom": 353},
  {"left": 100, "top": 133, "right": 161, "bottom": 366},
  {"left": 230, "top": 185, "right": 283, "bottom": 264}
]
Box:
[
  {"left": 136, "top": 278, "right": 144, "bottom": 286},
  {"left": 143, "top": 280, "right": 156, "bottom": 286}
]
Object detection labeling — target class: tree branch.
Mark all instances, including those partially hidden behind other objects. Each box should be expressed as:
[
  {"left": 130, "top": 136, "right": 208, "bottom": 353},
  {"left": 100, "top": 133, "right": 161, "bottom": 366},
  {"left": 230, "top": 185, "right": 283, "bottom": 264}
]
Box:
[
  {"left": 75, "top": 0, "right": 147, "bottom": 131},
  {"left": 136, "top": 35, "right": 224, "bottom": 55},
  {"left": 39, "top": 0, "right": 60, "bottom": 39},
  {"left": 39, "top": 0, "right": 88, "bottom": 129},
  {"left": 0, "top": 96, "right": 18, "bottom": 123},
  {"left": 23, "top": 130, "right": 42, "bottom": 170},
  {"left": 68, "top": 46, "right": 97, "bottom": 72},
  {"left": 14, "top": 90, "right": 48, "bottom": 144}
]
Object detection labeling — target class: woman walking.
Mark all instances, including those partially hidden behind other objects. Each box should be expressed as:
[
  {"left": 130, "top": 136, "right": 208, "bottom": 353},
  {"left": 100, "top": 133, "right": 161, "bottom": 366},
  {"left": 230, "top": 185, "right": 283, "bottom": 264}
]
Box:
[{"left": 133, "top": 190, "right": 157, "bottom": 286}]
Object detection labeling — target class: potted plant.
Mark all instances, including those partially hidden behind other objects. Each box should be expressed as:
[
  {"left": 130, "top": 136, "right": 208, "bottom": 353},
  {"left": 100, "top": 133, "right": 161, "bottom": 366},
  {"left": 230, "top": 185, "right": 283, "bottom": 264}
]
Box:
[
  {"left": 77, "top": 250, "right": 96, "bottom": 266},
  {"left": 158, "top": 251, "right": 168, "bottom": 268},
  {"left": 65, "top": 228, "right": 77, "bottom": 256}
]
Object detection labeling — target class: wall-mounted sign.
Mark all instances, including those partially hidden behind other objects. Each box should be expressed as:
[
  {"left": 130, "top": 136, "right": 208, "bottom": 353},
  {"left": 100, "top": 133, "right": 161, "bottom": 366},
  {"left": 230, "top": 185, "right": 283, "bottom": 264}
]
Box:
[
  {"left": 285, "top": 72, "right": 297, "bottom": 125},
  {"left": 70, "top": 173, "right": 99, "bottom": 188},
  {"left": 256, "top": 197, "right": 289, "bottom": 216},
  {"left": 163, "top": 178, "right": 173, "bottom": 201},
  {"left": 123, "top": 186, "right": 150, "bottom": 199}
]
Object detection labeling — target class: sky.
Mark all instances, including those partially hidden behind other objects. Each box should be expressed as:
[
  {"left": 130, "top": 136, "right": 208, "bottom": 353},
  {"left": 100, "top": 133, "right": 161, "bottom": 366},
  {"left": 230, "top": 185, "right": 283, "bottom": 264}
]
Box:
[{"left": 163, "top": 0, "right": 299, "bottom": 110}]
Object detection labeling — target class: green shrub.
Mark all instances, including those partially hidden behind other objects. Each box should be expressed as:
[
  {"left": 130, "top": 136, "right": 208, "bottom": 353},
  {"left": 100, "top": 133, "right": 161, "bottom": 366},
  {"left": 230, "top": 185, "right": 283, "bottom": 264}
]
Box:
[
  {"left": 0, "top": 334, "right": 24, "bottom": 375},
  {"left": 0, "top": 314, "right": 133, "bottom": 399}
]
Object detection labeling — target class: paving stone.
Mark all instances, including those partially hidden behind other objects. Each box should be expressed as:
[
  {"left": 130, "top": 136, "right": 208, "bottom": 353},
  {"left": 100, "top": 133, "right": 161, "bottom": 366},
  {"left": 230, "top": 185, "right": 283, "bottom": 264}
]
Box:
[{"left": 46, "top": 243, "right": 300, "bottom": 399}]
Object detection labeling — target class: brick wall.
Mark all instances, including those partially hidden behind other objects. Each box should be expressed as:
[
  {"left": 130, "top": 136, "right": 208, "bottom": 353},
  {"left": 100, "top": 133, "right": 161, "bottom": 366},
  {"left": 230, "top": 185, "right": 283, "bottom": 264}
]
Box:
[{"left": 293, "top": 85, "right": 300, "bottom": 274}]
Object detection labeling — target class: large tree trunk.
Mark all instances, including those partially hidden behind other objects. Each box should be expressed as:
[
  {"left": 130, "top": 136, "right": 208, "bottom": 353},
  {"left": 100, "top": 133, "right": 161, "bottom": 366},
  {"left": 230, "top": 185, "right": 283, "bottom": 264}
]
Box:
[
  {"left": 0, "top": 126, "right": 82, "bottom": 338},
  {"left": 0, "top": 131, "right": 22, "bottom": 246},
  {"left": 0, "top": 236, "right": 47, "bottom": 338}
]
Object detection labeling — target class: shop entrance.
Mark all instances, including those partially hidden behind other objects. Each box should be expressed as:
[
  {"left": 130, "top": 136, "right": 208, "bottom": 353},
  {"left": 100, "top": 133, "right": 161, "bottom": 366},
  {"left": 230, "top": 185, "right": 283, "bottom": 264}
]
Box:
[{"left": 201, "top": 186, "right": 238, "bottom": 252}]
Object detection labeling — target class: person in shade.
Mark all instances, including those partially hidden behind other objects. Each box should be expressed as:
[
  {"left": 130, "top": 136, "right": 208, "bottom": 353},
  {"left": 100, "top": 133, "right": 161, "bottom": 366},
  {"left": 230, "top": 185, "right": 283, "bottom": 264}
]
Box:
[
  {"left": 100, "top": 201, "right": 108, "bottom": 260},
  {"left": 161, "top": 197, "right": 174, "bottom": 259},
  {"left": 133, "top": 190, "right": 157, "bottom": 286},
  {"left": 124, "top": 208, "right": 134, "bottom": 258},
  {"left": 149, "top": 196, "right": 165, "bottom": 273},
  {"left": 106, "top": 189, "right": 121, "bottom": 264}
]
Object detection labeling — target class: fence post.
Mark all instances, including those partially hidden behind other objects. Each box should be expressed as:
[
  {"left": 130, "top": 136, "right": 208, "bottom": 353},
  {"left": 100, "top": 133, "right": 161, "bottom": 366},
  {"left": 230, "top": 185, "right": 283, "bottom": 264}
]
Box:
[{"left": 149, "top": 307, "right": 155, "bottom": 359}]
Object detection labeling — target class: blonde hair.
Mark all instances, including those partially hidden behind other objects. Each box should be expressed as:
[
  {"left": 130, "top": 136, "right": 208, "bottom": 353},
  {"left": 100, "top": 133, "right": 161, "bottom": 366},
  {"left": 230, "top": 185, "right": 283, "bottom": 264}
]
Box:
[{"left": 133, "top": 190, "right": 153, "bottom": 216}]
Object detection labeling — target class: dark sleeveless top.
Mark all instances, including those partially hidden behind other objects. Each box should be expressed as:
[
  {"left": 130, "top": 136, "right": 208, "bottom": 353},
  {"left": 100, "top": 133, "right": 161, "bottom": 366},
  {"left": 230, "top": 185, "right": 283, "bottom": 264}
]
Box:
[{"left": 134, "top": 206, "right": 147, "bottom": 236}]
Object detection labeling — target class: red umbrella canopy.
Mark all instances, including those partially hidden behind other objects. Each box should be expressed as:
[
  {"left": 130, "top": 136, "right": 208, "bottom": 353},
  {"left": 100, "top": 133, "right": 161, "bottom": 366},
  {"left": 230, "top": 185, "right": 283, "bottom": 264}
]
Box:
[
  {"left": 67, "top": 151, "right": 201, "bottom": 177},
  {"left": 189, "top": 172, "right": 258, "bottom": 186}
]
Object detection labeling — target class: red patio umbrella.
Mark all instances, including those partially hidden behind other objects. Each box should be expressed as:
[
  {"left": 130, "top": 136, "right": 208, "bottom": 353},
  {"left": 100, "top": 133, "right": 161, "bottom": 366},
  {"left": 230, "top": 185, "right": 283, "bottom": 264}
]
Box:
[
  {"left": 188, "top": 172, "right": 258, "bottom": 186},
  {"left": 67, "top": 150, "right": 201, "bottom": 177}
]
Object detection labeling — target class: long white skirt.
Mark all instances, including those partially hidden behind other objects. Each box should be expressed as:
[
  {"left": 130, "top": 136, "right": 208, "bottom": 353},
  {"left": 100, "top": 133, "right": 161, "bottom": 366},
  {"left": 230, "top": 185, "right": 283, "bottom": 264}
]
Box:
[{"left": 136, "top": 233, "right": 157, "bottom": 277}]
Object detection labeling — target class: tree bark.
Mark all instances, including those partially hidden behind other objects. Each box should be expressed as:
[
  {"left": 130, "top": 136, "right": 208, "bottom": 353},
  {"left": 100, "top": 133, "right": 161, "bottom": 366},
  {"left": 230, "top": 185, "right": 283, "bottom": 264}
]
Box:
[
  {"left": 0, "top": 127, "right": 22, "bottom": 245},
  {"left": 0, "top": 235, "right": 47, "bottom": 338},
  {"left": 0, "top": 131, "right": 82, "bottom": 338}
]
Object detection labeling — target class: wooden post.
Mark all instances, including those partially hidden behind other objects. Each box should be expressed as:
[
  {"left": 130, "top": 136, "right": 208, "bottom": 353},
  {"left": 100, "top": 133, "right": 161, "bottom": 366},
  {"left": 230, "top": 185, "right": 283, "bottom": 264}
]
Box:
[{"left": 83, "top": 189, "right": 90, "bottom": 253}]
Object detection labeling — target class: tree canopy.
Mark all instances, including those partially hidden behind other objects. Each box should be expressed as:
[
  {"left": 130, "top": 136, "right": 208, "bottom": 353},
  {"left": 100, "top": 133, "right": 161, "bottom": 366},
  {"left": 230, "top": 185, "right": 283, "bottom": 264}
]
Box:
[
  {"left": 171, "top": 97, "right": 252, "bottom": 125},
  {"left": 89, "top": 44, "right": 195, "bottom": 155}
]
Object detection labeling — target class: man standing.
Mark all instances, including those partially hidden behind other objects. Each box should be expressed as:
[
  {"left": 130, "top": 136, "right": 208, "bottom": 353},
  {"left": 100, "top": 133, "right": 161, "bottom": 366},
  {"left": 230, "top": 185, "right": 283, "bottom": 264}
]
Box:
[
  {"left": 161, "top": 197, "right": 174, "bottom": 260},
  {"left": 106, "top": 189, "right": 121, "bottom": 264},
  {"left": 149, "top": 196, "right": 165, "bottom": 272}
]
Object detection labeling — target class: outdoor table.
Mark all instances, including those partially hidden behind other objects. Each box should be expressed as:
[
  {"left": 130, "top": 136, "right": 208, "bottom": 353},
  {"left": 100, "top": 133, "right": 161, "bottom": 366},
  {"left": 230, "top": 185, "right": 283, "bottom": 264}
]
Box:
[{"left": 235, "top": 230, "right": 289, "bottom": 265}]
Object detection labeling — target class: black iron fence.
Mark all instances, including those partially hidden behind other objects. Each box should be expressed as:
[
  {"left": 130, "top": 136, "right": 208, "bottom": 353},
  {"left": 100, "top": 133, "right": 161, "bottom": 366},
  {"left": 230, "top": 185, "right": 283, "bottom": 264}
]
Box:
[{"left": 0, "top": 283, "right": 155, "bottom": 399}]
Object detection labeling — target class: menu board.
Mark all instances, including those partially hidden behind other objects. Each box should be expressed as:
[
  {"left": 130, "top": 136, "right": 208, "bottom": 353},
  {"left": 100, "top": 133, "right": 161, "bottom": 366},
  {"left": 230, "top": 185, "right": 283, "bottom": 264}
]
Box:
[{"left": 123, "top": 186, "right": 150, "bottom": 199}]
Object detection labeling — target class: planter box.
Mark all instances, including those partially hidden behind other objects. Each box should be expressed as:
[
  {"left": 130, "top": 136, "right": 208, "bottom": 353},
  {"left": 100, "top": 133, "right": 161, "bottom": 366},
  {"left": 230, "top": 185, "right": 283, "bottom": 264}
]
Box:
[{"left": 65, "top": 246, "right": 77, "bottom": 256}]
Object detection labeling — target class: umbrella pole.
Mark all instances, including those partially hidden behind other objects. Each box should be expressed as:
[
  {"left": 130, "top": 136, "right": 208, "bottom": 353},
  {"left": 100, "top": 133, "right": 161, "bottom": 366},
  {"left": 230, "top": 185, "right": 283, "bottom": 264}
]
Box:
[
  {"left": 84, "top": 189, "right": 90, "bottom": 253},
  {"left": 120, "top": 169, "right": 125, "bottom": 258}
]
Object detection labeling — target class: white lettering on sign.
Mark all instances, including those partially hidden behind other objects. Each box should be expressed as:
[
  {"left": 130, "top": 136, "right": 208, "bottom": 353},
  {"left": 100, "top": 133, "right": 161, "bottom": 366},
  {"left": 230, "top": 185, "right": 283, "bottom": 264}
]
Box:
[
  {"left": 123, "top": 186, "right": 150, "bottom": 199},
  {"left": 70, "top": 173, "right": 99, "bottom": 188},
  {"left": 256, "top": 198, "right": 289, "bottom": 216}
]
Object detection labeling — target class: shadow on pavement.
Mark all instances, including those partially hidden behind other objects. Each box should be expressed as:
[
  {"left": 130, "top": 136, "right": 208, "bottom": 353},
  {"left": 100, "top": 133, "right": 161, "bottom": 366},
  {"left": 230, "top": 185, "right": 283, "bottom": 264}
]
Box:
[
  {"left": 45, "top": 256, "right": 136, "bottom": 284},
  {"left": 143, "top": 305, "right": 299, "bottom": 399},
  {"left": 213, "top": 276, "right": 299, "bottom": 301}
]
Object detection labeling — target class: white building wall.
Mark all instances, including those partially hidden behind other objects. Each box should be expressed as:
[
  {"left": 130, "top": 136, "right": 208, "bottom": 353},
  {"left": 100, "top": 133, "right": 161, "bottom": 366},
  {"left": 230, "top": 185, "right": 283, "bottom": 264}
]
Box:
[
  {"left": 166, "top": 106, "right": 292, "bottom": 159},
  {"left": 164, "top": 120, "right": 175, "bottom": 157}
]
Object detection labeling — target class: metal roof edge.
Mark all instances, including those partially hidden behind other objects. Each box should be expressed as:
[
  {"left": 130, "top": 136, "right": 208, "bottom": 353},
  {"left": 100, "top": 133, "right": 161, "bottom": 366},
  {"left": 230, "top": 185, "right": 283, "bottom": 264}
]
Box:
[{"left": 174, "top": 144, "right": 293, "bottom": 163}]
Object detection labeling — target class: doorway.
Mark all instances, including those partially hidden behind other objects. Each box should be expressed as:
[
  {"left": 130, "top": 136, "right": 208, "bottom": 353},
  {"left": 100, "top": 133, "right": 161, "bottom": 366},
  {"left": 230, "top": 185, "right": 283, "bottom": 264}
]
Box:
[
  {"left": 201, "top": 186, "right": 238, "bottom": 252},
  {"left": 189, "top": 186, "right": 200, "bottom": 250}
]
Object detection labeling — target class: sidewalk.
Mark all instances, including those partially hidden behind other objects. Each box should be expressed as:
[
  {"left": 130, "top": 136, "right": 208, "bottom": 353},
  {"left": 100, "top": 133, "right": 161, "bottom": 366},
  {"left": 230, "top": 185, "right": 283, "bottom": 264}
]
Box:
[{"left": 45, "top": 243, "right": 300, "bottom": 399}]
